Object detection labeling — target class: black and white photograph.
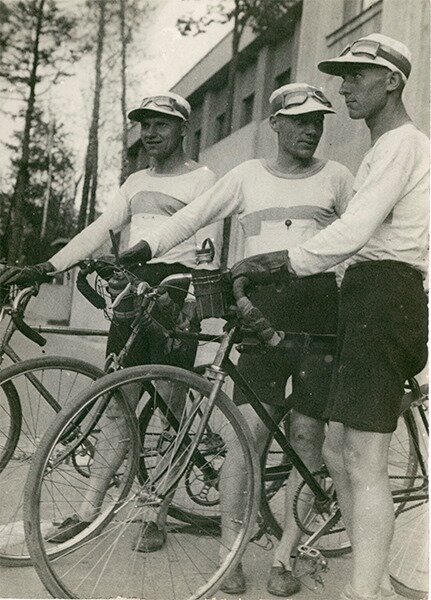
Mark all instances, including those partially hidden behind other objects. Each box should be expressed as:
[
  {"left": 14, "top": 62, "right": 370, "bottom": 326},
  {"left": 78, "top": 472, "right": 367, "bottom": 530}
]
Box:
[{"left": 0, "top": 1, "right": 428, "bottom": 599}]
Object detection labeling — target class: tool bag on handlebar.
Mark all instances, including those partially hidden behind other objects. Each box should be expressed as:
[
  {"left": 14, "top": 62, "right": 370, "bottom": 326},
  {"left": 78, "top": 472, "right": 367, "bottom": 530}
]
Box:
[
  {"left": 191, "top": 269, "right": 234, "bottom": 320},
  {"left": 108, "top": 273, "right": 140, "bottom": 321}
]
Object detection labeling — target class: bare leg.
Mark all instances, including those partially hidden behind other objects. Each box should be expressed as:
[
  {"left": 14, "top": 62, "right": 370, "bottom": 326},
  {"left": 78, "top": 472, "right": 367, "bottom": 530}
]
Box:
[
  {"left": 78, "top": 383, "right": 142, "bottom": 521},
  {"left": 219, "top": 403, "right": 276, "bottom": 560},
  {"left": 324, "top": 422, "right": 394, "bottom": 597},
  {"left": 272, "top": 410, "right": 325, "bottom": 568}
]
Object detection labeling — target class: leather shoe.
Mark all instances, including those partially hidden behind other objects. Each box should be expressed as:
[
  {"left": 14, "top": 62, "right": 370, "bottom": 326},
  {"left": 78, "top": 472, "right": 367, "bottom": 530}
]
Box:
[
  {"left": 133, "top": 521, "right": 166, "bottom": 553},
  {"left": 219, "top": 562, "right": 246, "bottom": 595},
  {"left": 45, "top": 514, "right": 91, "bottom": 543},
  {"left": 267, "top": 564, "right": 301, "bottom": 596}
]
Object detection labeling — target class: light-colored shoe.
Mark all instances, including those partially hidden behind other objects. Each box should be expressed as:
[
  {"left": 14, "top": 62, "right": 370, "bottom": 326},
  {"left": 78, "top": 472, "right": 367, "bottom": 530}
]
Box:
[{"left": 340, "top": 583, "right": 381, "bottom": 600}]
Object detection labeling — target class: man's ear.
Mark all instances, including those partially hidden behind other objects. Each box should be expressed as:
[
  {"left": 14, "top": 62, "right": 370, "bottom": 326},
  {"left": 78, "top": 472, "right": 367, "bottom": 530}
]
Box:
[
  {"left": 386, "top": 70, "right": 404, "bottom": 93},
  {"left": 180, "top": 120, "right": 189, "bottom": 137},
  {"left": 269, "top": 115, "right": 279, "bottom": 133}
]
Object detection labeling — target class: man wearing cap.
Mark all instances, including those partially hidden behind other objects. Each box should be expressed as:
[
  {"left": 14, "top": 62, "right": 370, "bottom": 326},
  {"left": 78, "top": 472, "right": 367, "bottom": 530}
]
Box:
[
  {"left": 120, "top": 82, "right": 353, "bottom": 596},
  {"left": 229, "top": 34, "right": 429, "bottom": 600},
  {"left": 0, "top": 92, "right": 220, "bottom": 542}
]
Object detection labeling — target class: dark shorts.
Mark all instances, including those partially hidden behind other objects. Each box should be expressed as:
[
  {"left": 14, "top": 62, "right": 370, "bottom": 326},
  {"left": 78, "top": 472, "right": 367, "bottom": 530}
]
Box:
[
  {"left": 323, "top": 260, "right": 428, "bottom": 433},
  {"left": 106, "top": 262, "right": 198, "bottom": 369},
  {"left": 234, "top": 273, "right": 338, "bottom": 420}
]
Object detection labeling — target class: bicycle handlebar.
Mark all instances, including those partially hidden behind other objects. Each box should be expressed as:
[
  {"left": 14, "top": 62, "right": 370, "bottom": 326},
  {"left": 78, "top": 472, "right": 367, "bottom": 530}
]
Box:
[
  {"left": 76, "top": 267, "right": 106, "bottom": 309},
  {"left": 9, "top": 286, "right": 47, "bottom": 347}
]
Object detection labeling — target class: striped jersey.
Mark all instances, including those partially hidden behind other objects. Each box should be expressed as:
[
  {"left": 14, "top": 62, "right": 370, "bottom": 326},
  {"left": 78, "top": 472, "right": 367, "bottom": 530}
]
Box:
[{"left": 50, "top": 166, "right": 218, "bottom": 272}]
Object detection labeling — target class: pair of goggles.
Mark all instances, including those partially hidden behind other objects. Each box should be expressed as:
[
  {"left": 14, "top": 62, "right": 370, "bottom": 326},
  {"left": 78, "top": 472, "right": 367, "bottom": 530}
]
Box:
[
  {"left": 271, "top": 88, "right": 332, "bottom": 113},
  {"left": 139, "top": 95, "right": 189, "bottom": 120},
  {"left": 340, "top": 39, "right": 411, "bottom": 78}
]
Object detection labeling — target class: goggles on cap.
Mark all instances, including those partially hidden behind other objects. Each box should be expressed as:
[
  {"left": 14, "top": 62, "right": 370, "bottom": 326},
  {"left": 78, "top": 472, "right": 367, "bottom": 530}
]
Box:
[
  {"left": 340, "top": 39, "right": 411, "bottom": 78},
  {"left": 271, "top": 88, "right": 332, "bottom": 113},
  {"left": 139, "top": 95, "right": 189, "bottom": 119}
]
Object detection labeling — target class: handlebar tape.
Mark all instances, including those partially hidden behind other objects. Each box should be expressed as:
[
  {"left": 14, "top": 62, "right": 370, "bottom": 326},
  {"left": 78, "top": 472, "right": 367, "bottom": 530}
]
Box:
[
  {"left": 12, "top": 314, "right": 47, "bottom": 347},
  {"left": 76, "top": 271, "right": 106, "bottom": 309}
]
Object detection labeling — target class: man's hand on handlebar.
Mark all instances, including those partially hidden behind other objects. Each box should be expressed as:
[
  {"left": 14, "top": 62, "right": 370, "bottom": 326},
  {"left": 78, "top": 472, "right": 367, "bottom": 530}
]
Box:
[
  {"left": 119, "top": 240, "right": 152, "bottom": 267},
  {"left": 0, "top": 261, "right": 55, "bottom": 287},
  {"left": 231, "top": 250, "right": 296, "bottom": 288}
]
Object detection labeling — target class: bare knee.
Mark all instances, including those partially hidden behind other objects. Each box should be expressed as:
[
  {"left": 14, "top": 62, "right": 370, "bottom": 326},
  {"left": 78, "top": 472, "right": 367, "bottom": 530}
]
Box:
[
  {"left": 289, "top": 411, "right": 324, "bottom": 460},
  {"left": 342, "top": 431, "right": 391, "bottom": 487}
]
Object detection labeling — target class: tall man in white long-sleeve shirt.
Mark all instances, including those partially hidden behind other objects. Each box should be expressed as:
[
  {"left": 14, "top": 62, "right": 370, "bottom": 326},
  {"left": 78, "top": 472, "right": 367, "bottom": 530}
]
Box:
[
  {"left": 230, "top": 34, "right": 428, "bottom": 600},
  {"left": 120, "top": 82, "right": 354, "bottom": 596}
]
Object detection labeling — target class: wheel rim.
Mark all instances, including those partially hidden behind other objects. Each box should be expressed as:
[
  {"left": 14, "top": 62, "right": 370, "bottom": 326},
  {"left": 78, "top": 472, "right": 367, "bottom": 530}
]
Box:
[
  {"left": 0, "top": 358, "right": 103, "bottom": 564},
  {"left": 25, "top": 366, "right": 260, "bottom": 600}
]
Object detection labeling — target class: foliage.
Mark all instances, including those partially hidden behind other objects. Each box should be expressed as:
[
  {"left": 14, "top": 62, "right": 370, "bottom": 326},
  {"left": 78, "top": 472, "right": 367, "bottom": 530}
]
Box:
[
  {"left": 0, "top": 0, "right": 80, "bottom": 102},
  {"left": 0, "top": 0, "right": 81, "bottom": 263},
  {"left": 177, "top": 0, "right": 298, "bottom": 37},
  {"left": 3, "top": 106, "right": 77, "bottom": 263}
]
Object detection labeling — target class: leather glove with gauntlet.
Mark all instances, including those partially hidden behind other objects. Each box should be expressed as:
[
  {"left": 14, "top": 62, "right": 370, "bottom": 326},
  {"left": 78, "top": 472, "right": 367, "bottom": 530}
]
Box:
[
  {"left": 0, "top": 261, "right": 54, "bottom": 287},
  {"left": 120, "top": 240, "right": 152, "bottom": 267},
  {"left": 230, "top": 250, "right": 295, "bottom": 288}
]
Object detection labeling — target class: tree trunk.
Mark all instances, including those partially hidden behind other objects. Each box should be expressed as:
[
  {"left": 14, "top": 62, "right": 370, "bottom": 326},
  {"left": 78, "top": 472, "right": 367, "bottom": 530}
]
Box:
[
  {"left": 7, "top": 0, "right": 46, "bottom": 263},
  {"left": 119, "top": 0, "right": 129, "bottom": 184},
  {"left": 77, "top": 0, "right": 106, "bottom": 231},
  {"left": 88, "top": 141, "right": 98, "bottom": 223}
]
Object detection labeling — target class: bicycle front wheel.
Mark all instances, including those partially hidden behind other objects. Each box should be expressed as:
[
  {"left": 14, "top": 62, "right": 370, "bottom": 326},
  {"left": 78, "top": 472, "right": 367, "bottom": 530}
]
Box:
[
  {"left": 0, "top": 356, "right": 104, "bottom": 566},
  {"left": 389, "top": 386, "right": 428, "bottom": 599},
  {"left": 24, "top": 365, "right": 261, "bottom": 600}
]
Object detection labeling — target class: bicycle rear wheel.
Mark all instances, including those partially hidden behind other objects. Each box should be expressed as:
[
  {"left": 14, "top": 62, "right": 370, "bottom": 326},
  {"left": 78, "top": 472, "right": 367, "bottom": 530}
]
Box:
[
  {"left": 389, "top": 386, "right": 428, "bottom": 599},
  {"left": 260, "top": 397, "right": 421, "bottom": 559},
  {"left": 0, "top": 356, "right": 104, "bottom": 565},
  {"left": 24, "top": 365, "right": 260, "bottom": 600}
]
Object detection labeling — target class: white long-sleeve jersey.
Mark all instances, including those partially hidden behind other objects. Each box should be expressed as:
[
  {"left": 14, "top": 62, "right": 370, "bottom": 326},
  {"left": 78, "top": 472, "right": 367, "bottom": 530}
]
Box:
[
  {"left": 145, "top": 159, "right": 353, "bottom": 271},
  {"left": 50, "top": 166, "right": 219, "bottom": 271},
  {"left": 289, "top": 124, "right": 429, "bottom": 277}
]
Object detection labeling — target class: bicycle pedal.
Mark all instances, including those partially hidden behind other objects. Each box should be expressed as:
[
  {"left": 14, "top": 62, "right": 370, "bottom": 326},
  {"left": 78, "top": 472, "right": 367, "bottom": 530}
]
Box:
[{"left": 293, "top": 545, "right": 328, "bottom": 579}]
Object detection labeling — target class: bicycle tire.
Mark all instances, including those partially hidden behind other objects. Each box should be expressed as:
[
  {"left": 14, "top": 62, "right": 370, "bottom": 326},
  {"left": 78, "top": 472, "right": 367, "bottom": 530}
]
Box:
[
  {"left": 0, "top": 380, "right": 22, "bottom": 472},
  {"left": 0, "top": 356, "right": 104, "bottom": 566},
  {"left": 389, "top": 384, "right": 428, "bottom": 599},
  {"left": 24, "top": 364, "right": 261, "bottom": 600}
]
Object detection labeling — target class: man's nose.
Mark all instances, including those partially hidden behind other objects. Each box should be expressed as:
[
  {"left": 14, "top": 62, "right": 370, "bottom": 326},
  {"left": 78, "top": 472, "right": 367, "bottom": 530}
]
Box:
[
  {"left": 339, "top": 80, "right": 348, "bottom": 96},
  {"left": 145, "top": 123, "right": 157, "bottom": 136}
]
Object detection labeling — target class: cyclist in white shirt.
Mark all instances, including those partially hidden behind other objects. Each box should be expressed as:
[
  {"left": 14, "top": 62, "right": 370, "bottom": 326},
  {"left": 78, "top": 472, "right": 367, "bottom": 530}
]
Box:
[{"left": 0, "top": 92, "right": 220, "bottom": 545}]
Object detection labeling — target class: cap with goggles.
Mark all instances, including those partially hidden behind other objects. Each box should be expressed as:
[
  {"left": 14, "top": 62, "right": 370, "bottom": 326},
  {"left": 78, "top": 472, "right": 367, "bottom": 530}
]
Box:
[
  {"left": 318, "top": 33, "right": 412, "bottom": 81},
  {"left": 269, "top": 83, "right": 335, "bottom": 116},
  {"left": 128, "top": 92, "right": 191, "bottom": 122}
]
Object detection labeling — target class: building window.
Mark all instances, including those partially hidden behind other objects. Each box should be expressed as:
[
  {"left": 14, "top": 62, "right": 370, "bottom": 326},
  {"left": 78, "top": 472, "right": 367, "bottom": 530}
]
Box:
[
  {"left": 215, "top": 112, "right": 226, "bottom": 142},
  {"left": 274, "top": 68, "right": 291, "bottom": 90},
  {"left": 343, "top": 0, "right": 380, "bottom": 22},
  {"left": 240, "top": 93, "right": 254, "bottom": 128},
  {"left": 191, "top": 129, "right": 201, "bottom": 160}
]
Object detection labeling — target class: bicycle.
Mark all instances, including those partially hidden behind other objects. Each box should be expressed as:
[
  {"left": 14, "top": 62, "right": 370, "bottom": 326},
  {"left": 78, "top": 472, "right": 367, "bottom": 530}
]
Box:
[{"left": 23, "top": 266, "right": 428, "bottom": 600}]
